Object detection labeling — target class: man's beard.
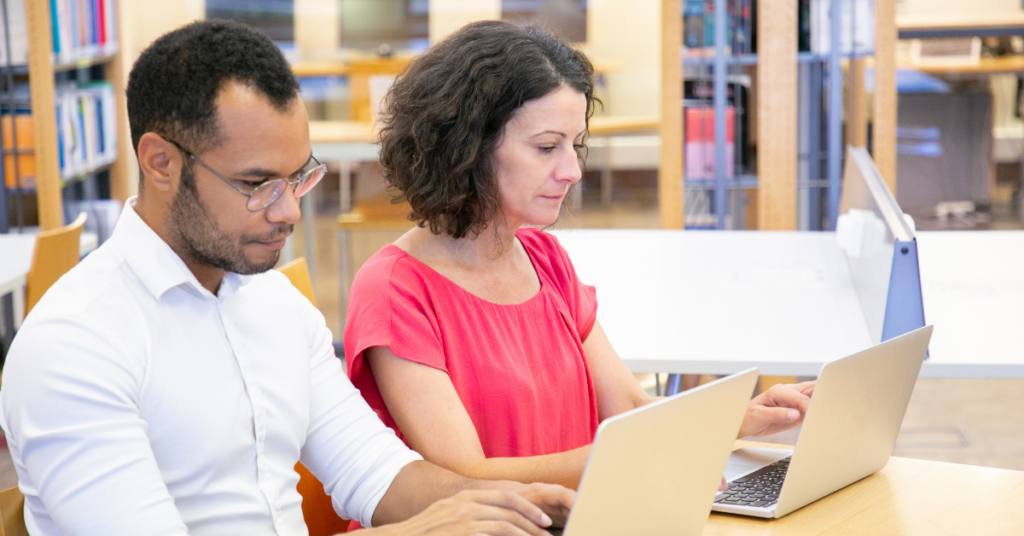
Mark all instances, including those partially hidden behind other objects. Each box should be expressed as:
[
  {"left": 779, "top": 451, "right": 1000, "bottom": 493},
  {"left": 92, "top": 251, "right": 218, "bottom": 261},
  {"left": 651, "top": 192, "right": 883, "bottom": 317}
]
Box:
[{"left": 168, "top": 162, "right": 292, "bottom": 275}]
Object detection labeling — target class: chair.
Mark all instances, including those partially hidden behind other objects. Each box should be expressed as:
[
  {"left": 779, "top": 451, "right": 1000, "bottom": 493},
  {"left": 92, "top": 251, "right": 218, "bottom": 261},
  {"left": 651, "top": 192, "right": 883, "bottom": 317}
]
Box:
[
  {"left": 277, "top": 258, "right": 349, "bottom": 536},
  {"left": 24, "top": 212, "right": 87, "bottom": 316},
  {"left": 0, "top": 486, "right": 28, "bottom": 536},
  {"left": 337, "top": 194, "right": 414, "bottom": 332}
]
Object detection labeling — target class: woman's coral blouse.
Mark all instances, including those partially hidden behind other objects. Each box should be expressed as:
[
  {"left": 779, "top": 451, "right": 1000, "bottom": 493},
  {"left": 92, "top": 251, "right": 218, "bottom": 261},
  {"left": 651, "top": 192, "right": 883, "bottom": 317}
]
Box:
[{"left": 344, "top": 227, "right": 600, "bottom": 458}]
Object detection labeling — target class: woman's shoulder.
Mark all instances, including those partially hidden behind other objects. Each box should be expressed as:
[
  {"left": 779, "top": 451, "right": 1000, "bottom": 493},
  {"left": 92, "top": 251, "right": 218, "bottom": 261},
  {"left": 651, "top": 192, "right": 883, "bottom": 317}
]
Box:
[
  {"left": 515, "top": 226, "right": 567, "bottom": 256},
  {"left": 516, "top": 226, "right": 574, "bottom": 271},
  {"left": 349, "top": 245, "right": 430, "bottom": 301}
]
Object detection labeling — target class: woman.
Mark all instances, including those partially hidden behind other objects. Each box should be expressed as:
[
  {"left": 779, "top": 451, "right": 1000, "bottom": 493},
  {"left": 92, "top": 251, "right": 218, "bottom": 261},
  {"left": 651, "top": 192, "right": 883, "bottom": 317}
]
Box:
[{"left": 345, "top": 20, "right": 813, "bottom": 494}]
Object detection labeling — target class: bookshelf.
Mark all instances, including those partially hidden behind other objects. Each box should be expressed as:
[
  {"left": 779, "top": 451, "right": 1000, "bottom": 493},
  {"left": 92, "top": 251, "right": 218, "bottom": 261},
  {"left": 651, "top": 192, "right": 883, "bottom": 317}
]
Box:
[
  {"left": 1, "top": 0, "right": 129, "bottom": 234},
  {"left": 659, "top": 0, "right": 898, "bottom": 230}
]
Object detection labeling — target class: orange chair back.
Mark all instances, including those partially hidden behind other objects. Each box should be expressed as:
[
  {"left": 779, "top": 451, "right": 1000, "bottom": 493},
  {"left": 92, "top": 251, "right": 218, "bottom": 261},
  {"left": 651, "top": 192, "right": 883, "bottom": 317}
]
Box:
[
  {"left": 278, "top": 257, "right": 317, "bottom": 307},
  {"left": 277, "top": 257, "right": 347, "bottom": 534},
  {"left": 25, "top": 212, "right": 87, "bottom": 316},
  {"left": 0, "top": 486, "right": 28, "bottom": 536}
]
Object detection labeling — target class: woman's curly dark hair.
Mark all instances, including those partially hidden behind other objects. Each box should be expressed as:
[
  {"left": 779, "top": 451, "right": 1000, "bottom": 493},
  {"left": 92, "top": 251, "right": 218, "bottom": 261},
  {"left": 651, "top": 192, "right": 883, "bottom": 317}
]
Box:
[{"left": 378, "top": 21, "right": 598, "bottom": 239}]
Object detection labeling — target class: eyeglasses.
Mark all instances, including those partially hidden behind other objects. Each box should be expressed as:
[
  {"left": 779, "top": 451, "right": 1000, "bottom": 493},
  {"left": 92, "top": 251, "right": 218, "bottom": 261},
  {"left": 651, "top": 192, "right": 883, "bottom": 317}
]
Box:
[{"left": 162, "top": 136, "right": 327, "bottom": 212}]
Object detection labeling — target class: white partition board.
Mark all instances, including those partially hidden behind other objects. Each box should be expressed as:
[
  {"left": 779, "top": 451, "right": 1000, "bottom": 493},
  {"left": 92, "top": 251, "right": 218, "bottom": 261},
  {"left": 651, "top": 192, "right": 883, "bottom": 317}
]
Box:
[
  {"left": 554, "top": 228, "right": 1024, "bottom": 379},
  {"left": 553, "top": 229, "right": 872, "bottom": 376}
]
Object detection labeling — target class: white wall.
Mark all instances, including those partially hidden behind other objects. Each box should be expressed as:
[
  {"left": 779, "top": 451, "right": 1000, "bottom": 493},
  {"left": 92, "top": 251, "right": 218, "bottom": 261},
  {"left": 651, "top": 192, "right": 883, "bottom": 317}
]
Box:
[
  {"left": 586, "top": 0, "right": 661, "bottom": 117},
  {"left": 117, "top": 0, "right": 206, "bottom": 196},
  {"left": 429, "top": 0, "right": 501, "bottom": 43}
]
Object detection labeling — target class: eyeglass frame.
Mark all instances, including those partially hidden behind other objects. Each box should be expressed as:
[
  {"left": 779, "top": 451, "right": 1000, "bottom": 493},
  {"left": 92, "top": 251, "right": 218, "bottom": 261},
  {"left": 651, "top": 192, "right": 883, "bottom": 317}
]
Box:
[{"left": 161, "top": 136, "right": 326, "bottom": 212}]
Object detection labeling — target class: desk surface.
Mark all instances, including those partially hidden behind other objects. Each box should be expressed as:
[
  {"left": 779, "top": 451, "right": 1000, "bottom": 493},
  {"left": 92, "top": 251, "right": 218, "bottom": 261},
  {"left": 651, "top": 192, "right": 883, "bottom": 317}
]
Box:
[
  {"left": 706, "top": 441, "right": 1024, "bottom": 534},
  {"left": 0, "top": 231, "right": 99, "bottom": 297},
  {"left": 308, "top": 116, "right": 661, "bottom": 145},
  {"left": 898, "top": 13, "right": 1024, "bottom": 38},
  {"left": 552, "top": 229, "right": 1024, "bottom": 378},
  {"left": 901, "top": 55, "right": 1024, "bottom": 76},
  {"left": 0, "top": 235, "right": 37, "bottom": 297}
]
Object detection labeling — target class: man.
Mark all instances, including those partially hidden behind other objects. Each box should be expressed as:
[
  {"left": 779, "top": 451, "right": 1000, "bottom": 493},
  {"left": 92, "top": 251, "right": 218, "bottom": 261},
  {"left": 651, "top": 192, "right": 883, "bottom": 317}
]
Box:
[{"left": 0, "top": 20, "right": 571, "bottom": 536}]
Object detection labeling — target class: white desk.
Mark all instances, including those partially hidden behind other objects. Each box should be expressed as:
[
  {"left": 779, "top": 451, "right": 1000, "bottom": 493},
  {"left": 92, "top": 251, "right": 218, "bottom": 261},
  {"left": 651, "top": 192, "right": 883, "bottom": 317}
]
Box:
[
  {"left": 1, "top": 232, "right": 99, "bottom": 340},
  {"left": 1, "top": 234, "right": 37, "bottom": 356},
  {"left": 0, "top": 234, "right": 36, "bottom": 299},
  {"left": 552, "top": 229, "right": 1024, "bottom": 379}
]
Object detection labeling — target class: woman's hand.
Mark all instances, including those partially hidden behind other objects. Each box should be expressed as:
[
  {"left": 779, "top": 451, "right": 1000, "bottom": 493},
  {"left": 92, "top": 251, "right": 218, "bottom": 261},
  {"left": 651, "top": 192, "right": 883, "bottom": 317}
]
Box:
[
  {"left": 737, "top": 381, "right": 816, "bottom": 439},
  {"left": 369, "top": 489, "right": 560, "bottom": 536}
]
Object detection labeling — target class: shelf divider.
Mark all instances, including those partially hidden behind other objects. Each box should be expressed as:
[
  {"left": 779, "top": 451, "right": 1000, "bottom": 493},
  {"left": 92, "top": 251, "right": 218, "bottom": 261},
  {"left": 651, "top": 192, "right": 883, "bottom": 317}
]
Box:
[
  {"left": 756, "top": 0, "right": 798, "bottom": 231},
  {"left": 25, "top": 0, "right": 63, "bottom": 230}
]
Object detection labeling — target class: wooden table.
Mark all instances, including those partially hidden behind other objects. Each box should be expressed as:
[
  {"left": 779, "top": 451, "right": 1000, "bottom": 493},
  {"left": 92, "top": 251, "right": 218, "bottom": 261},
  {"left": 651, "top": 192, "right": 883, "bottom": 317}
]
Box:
[
  {"left": 705, "top": 441, "right": 1024, "bottom": 534},
  {"left": 899, "top": 55, "right": 1024, "bottom": 76},
  {"left": 898, "top": 14, "right": 1024, "bottom": 39}
]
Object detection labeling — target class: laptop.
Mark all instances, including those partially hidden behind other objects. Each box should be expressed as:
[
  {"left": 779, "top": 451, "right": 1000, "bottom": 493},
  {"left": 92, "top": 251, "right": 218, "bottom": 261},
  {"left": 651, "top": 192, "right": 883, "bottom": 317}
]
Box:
[
  {"left": 550, "top": 368, "right": 758, "bottom": 536},
  {"left": 712, "top": 324, "right": 933, "bottom": 519}
]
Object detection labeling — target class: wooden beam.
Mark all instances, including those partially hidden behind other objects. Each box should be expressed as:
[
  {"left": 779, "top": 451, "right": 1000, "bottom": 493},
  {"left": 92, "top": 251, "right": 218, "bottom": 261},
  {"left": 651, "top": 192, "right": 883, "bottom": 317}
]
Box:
[
  {"left": 107, "top": 3, "right": 134, "bottom": 204},
  {"left": 874, "top": 0, "right": 898, "bottom": 194},
  {"left": 659, "top": 0, "right": 684, "bottom": 229},
  {"left": 25, "top": 0, "right": 63, "bottom": 230},
  {"left": 756, "top": 0, "right": 797, "bottom": 231},
  {"left": 846, "top": 58, "right": 869, "bottom": 148}
]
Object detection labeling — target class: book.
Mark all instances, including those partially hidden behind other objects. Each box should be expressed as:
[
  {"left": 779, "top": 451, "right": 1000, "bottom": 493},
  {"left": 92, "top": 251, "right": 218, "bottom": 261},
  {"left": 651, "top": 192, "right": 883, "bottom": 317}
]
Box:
[
  {"left": 53, "top": 81, "right": 117, "bottom": 180},
  {"left": 0, "top": 0, "right": 121, "bottom": 65},
  {"left": 0, "top": 0, "right": 28, "bottom": 65},
  {"left": 683, "top": 0, "right": 756, "bottom": 57},
  {"left": 685, "top": 106, "right": 735, "bottom": 180},
  {"left": 811, "top": 0, "right": 874, "bottom": 54},
  {"left": 2, "top": 113, "right": 36, "bottom": 189}
]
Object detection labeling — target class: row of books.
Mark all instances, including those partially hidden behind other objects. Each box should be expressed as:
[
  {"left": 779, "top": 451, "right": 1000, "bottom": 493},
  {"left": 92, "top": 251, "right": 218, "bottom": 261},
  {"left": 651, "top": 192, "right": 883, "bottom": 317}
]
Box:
[
  {"left": 801, "top": 0, "right": 874, "bottom": 54},
  {"left": 684, "top": 0, "right": 874, "bottom": 56},
  {"left": 0, "top": 0, "right": 118, "bottom": 66},
  {"left": 56, "top": 81, "right": 118, "bottom": 180},
  {"left": 683, "top": 79, "right": 750, "bottom": 180},
  {"left": 2, "top": 113, "right": 35, "bottom": 189},
  {"left": 683, "top": 0, "right": 755, "bottom": 56}
]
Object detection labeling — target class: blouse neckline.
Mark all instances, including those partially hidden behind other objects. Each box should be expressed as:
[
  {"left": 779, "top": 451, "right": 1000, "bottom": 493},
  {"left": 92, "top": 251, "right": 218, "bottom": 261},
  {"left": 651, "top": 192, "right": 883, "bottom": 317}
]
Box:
[{"left": 382, "top": 233, "right": 546, "bottom": 308}]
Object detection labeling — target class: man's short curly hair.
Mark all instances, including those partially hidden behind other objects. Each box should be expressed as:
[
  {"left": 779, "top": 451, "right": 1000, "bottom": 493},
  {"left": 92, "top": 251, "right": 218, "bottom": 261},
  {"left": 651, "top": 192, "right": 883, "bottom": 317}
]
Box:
[
  {"left": 378, "top": 21, "right": 597, "bottom": 239},
  {"left": 126, "top": 20, "right": 300, "bottom": 157}
]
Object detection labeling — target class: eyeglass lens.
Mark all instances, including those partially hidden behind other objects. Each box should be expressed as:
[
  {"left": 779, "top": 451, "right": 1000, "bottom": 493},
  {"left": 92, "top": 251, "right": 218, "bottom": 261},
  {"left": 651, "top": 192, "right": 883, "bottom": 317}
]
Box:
[{"left": 246, "top": 165, "right": 327, "bottom": 211}]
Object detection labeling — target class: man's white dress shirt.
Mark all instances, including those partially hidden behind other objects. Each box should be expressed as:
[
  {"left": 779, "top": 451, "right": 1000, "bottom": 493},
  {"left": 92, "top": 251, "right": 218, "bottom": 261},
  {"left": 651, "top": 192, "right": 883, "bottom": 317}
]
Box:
[{"left": 0, "top": 199, "right": 422, "bottom": 535}]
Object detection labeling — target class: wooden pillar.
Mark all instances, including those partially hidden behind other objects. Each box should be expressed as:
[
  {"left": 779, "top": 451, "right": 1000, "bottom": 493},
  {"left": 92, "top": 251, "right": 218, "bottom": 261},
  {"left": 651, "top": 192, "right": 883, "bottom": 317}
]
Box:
[
  {"left": 846, "top": 58, "right": 869, "bottom": 148},
  {"left": 873, "top": 0, "right": 898, "bottom": 194},
  {"left": 756, "top": 0, "right": 797, "bottom": 231},
  {"left": 25, "top": 0, "right": 63, "bottom": 230},
  {"left": 107, "top": 1, "right": 134, "bottom": 204},
  {"left": 659, "top": 0, "right": 684, "bottom": 229}
]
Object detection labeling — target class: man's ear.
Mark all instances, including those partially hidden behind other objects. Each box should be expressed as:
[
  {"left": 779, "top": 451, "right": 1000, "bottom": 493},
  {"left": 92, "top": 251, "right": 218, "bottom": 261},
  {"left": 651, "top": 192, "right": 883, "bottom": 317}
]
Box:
[{"left": 137, "top": 133, "right": 178, "bottom": 193}]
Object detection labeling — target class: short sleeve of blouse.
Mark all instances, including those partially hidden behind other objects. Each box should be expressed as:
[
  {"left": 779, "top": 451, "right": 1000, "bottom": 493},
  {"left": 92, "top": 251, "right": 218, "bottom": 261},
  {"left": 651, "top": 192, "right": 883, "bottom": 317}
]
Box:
[
  {"left": 517, "top": 228, "right": 599, "bottom": 341},
  {"left": 344, "top": 247, "right": 448, "bottom": 383}
]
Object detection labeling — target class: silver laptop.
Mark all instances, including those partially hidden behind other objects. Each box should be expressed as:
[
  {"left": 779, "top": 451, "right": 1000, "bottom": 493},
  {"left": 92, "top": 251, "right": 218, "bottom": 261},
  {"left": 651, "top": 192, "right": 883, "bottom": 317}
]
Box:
[
  {"left": 550, "top": 368, "right": 758, "bottom": 536},
  {"left": 712, "top": 325, "right": 933, "bottom": 519}
]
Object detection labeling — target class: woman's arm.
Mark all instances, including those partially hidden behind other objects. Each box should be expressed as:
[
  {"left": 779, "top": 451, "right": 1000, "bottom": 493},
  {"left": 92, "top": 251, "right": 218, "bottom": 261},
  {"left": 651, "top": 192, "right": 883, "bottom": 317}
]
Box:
[
  {"left": 582, "top": 320, "right": 661, "bottom": 420},
  {"left": 368, "top": 345, "right": 592, "bottom": 490}
]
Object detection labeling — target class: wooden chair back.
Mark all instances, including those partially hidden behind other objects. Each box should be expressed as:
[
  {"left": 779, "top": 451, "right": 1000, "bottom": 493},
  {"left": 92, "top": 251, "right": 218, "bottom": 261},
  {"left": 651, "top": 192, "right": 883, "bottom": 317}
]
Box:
[
  {"left": 278, "top": 257, "right": 318, "bottom": 307},
  {"left": 0, "top": 486, "right": 28, "bottom": 536},
  {"left": 25, "top": 212, "right": 87, "bottom": 316},
  {"left": 277, "top": 258, "right": 348, "bottom": 535}
]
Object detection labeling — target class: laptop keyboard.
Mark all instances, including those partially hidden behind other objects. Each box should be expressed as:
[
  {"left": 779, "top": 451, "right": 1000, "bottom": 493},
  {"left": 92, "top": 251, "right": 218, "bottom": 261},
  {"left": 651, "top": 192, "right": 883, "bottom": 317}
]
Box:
[{"left": 714, "top": 456, "right": 791, "bottom": 508}]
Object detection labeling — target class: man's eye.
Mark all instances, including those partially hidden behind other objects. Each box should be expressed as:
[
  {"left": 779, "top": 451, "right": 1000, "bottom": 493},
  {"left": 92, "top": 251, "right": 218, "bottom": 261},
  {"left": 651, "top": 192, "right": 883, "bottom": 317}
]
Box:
[{"left": 241, "top": 180, "right": 268, "bottom": 189}]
